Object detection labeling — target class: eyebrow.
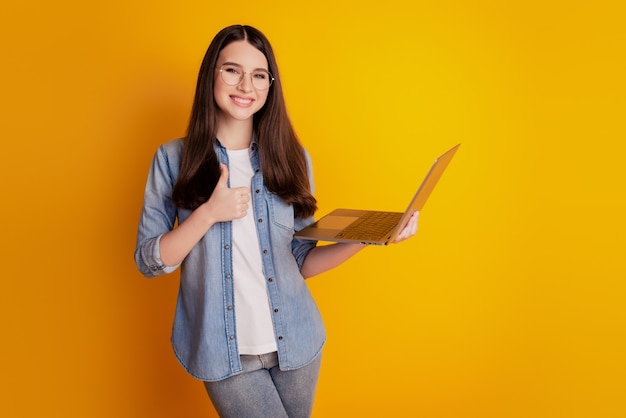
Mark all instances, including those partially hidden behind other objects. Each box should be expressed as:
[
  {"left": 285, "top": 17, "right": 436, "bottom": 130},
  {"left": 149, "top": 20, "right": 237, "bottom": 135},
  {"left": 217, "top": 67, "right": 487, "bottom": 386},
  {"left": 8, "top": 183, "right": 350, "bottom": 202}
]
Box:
[{"left": 220, "top": 61, "right": 270, "bottom": 72}]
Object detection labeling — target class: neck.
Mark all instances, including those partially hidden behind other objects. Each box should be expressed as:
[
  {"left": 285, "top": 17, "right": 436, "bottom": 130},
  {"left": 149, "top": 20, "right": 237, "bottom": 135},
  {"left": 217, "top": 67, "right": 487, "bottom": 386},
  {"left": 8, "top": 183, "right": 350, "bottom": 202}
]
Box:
[{"left": 216, "top": 115, "right": 253, "bottom": 150}]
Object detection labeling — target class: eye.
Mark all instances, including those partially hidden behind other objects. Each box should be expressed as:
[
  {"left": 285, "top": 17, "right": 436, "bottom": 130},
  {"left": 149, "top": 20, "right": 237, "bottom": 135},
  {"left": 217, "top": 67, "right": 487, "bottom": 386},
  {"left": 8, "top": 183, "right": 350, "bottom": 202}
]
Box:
[
  {"left": 252, "top": 71, "right": 268, "bottom": 80},
  {"left": 223, "top": 65, "right": 241, "bottom": 75}
]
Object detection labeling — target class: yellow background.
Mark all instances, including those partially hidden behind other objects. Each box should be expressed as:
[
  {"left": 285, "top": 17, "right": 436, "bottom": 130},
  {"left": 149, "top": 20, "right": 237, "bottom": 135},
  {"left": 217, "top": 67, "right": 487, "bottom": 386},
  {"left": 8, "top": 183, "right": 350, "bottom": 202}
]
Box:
[{"left": 2, "top": 1, "right": 625, "bottom": 417}]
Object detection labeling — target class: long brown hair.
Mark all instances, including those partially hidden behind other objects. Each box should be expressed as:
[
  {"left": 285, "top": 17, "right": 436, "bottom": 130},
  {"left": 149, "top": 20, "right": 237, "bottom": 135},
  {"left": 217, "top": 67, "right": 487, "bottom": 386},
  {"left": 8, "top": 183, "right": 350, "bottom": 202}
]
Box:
[{"left": 171, "top": 25, "right": 317, "bottom": 218}]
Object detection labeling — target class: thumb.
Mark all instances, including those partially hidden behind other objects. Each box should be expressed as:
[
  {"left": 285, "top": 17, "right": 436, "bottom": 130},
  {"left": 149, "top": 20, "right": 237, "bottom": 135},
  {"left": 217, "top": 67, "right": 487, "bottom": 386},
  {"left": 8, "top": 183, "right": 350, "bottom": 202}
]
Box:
[{"left": 216, "top": 163, "right": 229, "bottom": 188}]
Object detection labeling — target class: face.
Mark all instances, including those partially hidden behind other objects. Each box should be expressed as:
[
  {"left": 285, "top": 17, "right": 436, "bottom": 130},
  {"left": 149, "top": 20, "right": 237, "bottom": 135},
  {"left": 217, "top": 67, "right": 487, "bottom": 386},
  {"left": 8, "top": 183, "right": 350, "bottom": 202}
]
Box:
[{"left": 214, "top": 40, "right": 271, "bottom": 124}]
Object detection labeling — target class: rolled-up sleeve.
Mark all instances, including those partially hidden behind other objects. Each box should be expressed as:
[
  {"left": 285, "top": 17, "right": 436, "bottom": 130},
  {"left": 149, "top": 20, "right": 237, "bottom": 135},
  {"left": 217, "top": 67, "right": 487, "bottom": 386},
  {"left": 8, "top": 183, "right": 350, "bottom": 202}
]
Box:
[
  {"left": 292, "top": 219, "right": 317, "bottom": 270},
  {"left": 134, "top": 143, "right": 182, "bottom": 278}
]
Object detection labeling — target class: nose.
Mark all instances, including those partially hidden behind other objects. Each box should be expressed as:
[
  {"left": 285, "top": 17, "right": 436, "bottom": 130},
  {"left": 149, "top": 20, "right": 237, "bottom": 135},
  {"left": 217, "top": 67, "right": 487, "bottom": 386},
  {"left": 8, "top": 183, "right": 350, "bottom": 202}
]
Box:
[{"left": 237, "top": 73, "right": 254, "bottom": 92}]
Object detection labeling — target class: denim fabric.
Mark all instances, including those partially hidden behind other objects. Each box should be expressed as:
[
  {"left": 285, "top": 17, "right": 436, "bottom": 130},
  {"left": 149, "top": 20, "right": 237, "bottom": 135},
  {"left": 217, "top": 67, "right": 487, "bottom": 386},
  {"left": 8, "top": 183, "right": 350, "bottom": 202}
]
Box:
[
  {"left": 203, "top": 351, "right": 322, "bottom": 418},
  {"left": 134, "top": 138, "right": 324, "bottom": 381}
]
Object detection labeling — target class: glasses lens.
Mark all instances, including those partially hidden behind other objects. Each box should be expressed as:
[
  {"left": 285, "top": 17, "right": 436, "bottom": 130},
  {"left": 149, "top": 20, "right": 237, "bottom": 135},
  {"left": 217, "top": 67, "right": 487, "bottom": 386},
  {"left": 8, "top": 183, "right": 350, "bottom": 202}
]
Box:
[
  {"left": 220, "top": 65, "right": 274, "bottom": 90},
  {"left": 250, "top": 70, "right": 273, "bottom": 90},
  {"left": 220, "top": 64, "right": 242, "bottom": 86}
]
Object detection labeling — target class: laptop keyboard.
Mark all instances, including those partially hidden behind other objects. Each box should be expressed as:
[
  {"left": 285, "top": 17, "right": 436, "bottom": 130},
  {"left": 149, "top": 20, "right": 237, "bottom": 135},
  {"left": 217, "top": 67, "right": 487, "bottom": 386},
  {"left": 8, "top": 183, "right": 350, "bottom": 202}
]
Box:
[{"left": 334, "top": 211, "right": 403, "bottom": 241}]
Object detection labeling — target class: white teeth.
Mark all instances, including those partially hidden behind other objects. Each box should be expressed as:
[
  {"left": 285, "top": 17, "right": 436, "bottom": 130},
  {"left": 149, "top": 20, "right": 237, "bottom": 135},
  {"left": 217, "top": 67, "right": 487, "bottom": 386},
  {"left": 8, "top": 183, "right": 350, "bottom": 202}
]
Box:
[{"left": 233, "top": 97, "right": 252, "bottom": 104}]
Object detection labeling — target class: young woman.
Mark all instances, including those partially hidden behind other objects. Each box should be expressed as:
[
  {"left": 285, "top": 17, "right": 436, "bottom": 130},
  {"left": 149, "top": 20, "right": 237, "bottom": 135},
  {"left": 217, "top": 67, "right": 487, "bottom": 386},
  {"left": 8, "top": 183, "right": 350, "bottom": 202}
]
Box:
[{"left": 134, "top": 24, "right": 418, "bottom": 417}]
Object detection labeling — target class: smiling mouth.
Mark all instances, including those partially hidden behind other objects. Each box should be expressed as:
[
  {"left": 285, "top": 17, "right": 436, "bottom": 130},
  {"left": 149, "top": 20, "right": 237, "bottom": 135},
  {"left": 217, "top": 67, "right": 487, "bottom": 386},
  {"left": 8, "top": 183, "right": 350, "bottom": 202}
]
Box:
[{"left": 231, "top": 96, "right": 253, "bottom": 105}]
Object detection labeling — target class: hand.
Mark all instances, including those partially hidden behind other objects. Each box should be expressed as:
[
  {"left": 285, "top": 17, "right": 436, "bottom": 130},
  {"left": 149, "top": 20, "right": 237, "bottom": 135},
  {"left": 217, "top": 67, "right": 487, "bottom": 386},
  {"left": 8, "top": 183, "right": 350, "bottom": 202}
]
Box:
[
  {"left": 392, "top": 211, "right": 419, "bottom": 243},
  {"left": 200, "top": 164, "right": 251, "bottom": 223}
]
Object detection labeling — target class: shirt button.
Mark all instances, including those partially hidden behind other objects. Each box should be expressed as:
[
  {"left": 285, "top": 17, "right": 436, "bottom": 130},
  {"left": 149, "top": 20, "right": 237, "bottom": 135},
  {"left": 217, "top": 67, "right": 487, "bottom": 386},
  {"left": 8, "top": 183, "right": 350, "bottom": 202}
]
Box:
[
  {"left": 278, "top": 336, "right": 284, "bottom": 341},
  {"left": 274, "top": 308, "right": 279, "bottom": 313},
  {"left": 263, "top": 249, "right": 268, "bottom": 254},
  {"left": 268, "top": 277, "right": 273, "bottom": 282},
  {"left": 258, "top": 218, "right": 263, "bottom": 223},
  {"left": 227, "top": 306, "right": 233, "bottom": 311},
  {"left": 226, "top": 274, "right": 231, "bottom": 279},
  {"left": 255, "top": 189, "right": 260, "bottom": 193},
  {"left": 230, "top": 335, "right": 235, "bottom": 340},
  {"left": 224, "top": 244, "right": 230, "bottom": 250}
]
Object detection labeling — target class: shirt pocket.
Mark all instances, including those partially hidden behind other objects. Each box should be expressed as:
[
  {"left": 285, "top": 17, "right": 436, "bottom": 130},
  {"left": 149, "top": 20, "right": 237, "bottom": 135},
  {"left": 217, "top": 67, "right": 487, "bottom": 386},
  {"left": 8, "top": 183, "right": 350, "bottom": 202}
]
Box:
[{"left": 268, "top": 194, "right": 295, "bottom": 231}]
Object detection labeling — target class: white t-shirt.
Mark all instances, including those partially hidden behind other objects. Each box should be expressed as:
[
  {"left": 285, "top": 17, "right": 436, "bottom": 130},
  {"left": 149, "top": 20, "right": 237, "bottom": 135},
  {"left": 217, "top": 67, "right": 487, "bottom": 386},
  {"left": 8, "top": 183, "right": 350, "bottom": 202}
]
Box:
[{"left": 227, "top": 148, "right": 278, "bottom": 355}]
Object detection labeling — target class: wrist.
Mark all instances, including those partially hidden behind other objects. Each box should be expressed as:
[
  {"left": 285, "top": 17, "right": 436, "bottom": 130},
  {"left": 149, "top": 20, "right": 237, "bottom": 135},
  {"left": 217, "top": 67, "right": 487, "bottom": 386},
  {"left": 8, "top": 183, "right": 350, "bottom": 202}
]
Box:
[{"left": 194, "top": 202, "right": 218, "bottom": 230}]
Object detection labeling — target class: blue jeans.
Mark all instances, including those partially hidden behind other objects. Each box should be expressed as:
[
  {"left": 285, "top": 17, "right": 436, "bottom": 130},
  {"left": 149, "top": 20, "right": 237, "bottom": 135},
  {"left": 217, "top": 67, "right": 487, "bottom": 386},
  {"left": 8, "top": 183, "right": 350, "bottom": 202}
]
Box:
[{"left": 203, "top": 351, "right": 322, "bottom": 418}]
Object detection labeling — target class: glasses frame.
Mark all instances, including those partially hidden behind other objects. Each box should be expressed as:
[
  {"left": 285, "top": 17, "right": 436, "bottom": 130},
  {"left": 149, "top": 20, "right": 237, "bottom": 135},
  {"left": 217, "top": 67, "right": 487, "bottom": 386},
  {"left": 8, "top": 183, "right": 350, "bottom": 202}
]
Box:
[{"left": 217, "top": 64, "right": 275, "bottom": 90}]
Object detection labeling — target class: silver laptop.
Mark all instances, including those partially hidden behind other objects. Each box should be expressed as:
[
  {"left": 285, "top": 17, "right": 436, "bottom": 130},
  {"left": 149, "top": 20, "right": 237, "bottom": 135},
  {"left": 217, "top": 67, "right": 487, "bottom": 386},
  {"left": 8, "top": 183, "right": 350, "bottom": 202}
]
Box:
[{"left": 294, "top": 144, "right": 460, "bottom": 245}]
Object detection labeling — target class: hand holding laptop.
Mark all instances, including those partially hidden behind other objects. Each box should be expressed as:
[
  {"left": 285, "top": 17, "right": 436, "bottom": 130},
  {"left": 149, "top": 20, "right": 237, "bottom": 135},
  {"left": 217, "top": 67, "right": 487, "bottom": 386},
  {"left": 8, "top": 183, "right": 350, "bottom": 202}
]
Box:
[
  {"left": 392, "top": 211, "right": 419, "bottom": 243},
  {"left": 294, "top": 144, "right": 460, "bottom": 245}
]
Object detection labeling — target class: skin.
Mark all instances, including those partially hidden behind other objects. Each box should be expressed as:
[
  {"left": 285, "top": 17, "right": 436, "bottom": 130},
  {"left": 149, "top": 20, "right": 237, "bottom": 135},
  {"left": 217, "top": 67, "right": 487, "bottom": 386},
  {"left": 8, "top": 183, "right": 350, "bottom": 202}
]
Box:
[
  {"left": 159, "top": 40, "right": 418, "bottom": 277},
  {"left": 213, "top": 41, "right": 270, "bottom": 150}
]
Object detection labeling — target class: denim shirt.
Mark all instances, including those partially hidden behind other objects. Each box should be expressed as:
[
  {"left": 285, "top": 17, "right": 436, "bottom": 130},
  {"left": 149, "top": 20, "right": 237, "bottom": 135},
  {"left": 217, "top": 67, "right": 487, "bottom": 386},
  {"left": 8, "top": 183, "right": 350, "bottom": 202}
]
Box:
[{"left": 134, "top": 139, "right": 324, "bottom": 381}]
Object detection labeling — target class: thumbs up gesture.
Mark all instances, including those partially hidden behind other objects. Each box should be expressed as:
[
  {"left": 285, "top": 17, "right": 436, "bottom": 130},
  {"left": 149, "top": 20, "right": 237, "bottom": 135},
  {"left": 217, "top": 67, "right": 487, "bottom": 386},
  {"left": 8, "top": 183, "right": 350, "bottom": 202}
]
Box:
[{"left": 201, "top": 164, "right": 251, "bottom": 223}]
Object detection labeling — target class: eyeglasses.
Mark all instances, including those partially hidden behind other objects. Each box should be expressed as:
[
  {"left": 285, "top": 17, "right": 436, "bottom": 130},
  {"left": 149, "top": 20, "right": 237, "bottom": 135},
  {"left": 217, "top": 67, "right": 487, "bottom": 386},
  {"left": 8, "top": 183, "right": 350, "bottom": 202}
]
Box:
[{"left": 218, "top": 64, "right": 274, "bottom": 90}]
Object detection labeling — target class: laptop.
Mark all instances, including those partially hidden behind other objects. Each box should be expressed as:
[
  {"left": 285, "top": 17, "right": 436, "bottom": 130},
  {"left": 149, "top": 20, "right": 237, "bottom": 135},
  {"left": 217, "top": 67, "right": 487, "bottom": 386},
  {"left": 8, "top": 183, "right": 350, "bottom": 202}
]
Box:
[{"left": 294, "top": 143, "right": 460, "bottom": 245}]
